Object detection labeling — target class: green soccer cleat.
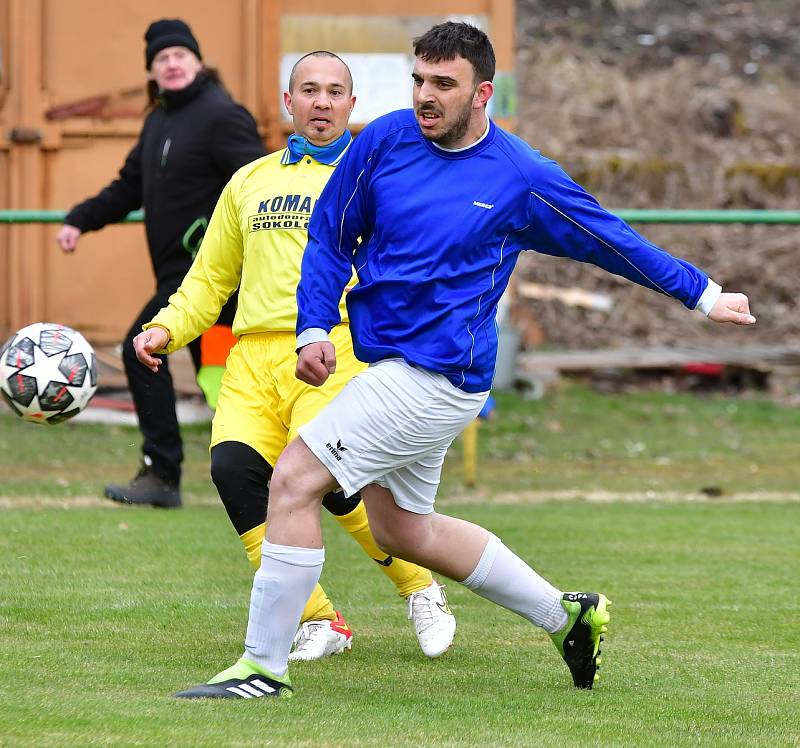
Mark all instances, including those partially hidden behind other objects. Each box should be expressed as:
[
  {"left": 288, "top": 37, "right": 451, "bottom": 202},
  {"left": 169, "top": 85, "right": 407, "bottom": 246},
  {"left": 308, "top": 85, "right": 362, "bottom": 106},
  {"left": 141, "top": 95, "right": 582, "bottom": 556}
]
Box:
[
  {"left": 549, "top": 592, "right": 611, "bottom": 689},
  {"left": 174, "top": 657, "right": 293, "bottom": 700}
]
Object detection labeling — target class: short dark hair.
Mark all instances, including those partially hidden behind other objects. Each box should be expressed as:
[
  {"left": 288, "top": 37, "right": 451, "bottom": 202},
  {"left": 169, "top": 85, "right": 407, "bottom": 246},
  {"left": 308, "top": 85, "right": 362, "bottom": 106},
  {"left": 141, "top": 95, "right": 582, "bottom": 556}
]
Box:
[
  {"left": 413, "top": 22, "right": 495, "bottom": 84},
  {"left": 288, "top": 51, "right": 353, "bottom": 95}
]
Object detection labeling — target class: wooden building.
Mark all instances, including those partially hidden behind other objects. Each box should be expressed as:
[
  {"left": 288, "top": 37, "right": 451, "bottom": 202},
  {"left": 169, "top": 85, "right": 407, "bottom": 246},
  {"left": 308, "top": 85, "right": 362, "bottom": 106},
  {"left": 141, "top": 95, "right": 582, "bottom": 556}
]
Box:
[{"left": 0, "top": 0, "right": 514, "bottom": 342}]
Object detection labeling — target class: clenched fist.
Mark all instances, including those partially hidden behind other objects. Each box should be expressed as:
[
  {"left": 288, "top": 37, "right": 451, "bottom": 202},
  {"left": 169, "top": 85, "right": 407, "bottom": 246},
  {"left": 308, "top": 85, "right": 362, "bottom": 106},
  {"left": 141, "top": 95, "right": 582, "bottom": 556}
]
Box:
[
  {"left": 708, "top": 293, "right": 756, "bottom": 326},
  {"left": 296, "top": 341, "right": 337, "bottom": 386}
]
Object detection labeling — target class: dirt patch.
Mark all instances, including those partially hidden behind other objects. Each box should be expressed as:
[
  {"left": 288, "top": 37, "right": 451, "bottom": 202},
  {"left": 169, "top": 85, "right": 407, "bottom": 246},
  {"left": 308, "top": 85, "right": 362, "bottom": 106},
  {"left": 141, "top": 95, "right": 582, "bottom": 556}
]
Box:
[
  {"left": 440, "top": 489, "right": 800, "bottom": 505},
  {"left": 0, "top": 495, "right": 222, "bottom": 510},
  {"left": 513, "top": 1, "right": 800, "bottom": 353},
  {"left": 5, "top": 491, "right": 798, "bottom": 511}
]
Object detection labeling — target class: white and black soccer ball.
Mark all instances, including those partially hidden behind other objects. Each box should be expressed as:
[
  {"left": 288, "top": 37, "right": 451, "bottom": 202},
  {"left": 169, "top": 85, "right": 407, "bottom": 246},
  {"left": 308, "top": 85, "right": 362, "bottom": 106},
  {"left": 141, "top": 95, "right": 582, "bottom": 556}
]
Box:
[{"left": 0, "top": 322, "right": 97, "bottom": 424}]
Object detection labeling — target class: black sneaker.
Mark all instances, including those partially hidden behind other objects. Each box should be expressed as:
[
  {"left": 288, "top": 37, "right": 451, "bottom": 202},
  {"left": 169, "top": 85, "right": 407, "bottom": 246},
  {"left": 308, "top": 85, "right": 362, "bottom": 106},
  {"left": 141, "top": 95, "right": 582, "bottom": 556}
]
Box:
[
  {"left": 175, "top": 658, "right": 293, "bottom": 700},
  {"left": 104, "top": 461, "right": 181, "bottom": 508},
  {"left": 549, "top": 592, "right": 611, "bottom": 689}
]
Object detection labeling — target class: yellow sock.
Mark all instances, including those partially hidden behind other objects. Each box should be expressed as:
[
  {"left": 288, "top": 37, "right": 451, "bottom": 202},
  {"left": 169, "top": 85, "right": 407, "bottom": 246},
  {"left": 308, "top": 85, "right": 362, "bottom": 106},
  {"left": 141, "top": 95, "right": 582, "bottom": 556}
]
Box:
[
  {"left": 333, "top": 502, "right": 433, "bottom": 597},
  {"left": 240, "top": 523, "right": 267, "bottom": 569},
  {"left": 300, "top": 583, "right": 338, "bottom": 622},
  {"left": 239, "top": 523, "right": 336, "bottom": 622}
]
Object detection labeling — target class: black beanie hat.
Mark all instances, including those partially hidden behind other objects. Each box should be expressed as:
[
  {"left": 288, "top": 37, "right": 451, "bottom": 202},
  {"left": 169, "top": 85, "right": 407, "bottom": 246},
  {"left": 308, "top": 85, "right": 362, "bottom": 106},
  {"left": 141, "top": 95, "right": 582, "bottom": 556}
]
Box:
[{"left": 144, "top": 19, "right": 202, "bottom": 69}]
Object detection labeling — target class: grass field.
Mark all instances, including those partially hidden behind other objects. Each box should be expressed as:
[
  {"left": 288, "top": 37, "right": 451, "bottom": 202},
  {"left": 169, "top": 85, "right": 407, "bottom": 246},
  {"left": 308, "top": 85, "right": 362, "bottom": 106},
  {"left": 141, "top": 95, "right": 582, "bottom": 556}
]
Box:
[
  {"left": 1, "top": 386, "right": 799, "bottom": 746},
  {"left": 2, "top": 385, "right": 798, "bottom": 500}
]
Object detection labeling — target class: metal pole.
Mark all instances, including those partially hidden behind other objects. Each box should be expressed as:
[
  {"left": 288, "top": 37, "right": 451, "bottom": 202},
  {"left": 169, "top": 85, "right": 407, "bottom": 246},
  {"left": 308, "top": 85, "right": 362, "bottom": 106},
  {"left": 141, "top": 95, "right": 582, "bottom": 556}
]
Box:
[
  {"left": 0, "top": 210, "right": 144, "bottom": 223},
  {"left": 3, "top": 209, "right": 800, "bottom": 224},
  {"left": 615, "top": 209, "right": 800, "bottom": 224}
]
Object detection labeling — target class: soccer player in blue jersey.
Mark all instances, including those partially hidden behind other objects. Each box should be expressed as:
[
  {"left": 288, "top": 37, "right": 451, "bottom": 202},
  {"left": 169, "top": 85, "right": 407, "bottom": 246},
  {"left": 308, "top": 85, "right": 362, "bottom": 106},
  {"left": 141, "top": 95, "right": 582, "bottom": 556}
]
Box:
[{"left": 177, "top": 22, "right": 756, "bottom": 699}]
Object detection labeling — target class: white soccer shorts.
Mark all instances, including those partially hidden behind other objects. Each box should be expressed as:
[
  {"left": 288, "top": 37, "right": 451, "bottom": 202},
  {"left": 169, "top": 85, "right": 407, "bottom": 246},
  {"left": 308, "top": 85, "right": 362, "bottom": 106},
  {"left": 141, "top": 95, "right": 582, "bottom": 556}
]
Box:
[{"left": 298, "top": 358, "right": 488, "bottom": 514}]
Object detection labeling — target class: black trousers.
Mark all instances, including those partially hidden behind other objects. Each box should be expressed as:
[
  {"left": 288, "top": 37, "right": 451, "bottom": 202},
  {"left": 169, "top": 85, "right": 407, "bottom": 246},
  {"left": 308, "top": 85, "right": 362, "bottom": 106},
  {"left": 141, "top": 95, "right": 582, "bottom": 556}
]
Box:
[{"left": 121, "top": 283, "right": 201, "bottom": 485}]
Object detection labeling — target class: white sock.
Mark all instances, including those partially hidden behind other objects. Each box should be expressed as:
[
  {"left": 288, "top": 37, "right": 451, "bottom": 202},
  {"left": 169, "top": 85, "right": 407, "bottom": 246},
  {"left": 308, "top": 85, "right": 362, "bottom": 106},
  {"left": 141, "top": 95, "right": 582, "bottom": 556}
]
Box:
[
  {"left": 243, "top": 542, "right": 324, "bottom": 677},
  {"left": 462, "top": 534, "right": 567, "bottom": 634}
]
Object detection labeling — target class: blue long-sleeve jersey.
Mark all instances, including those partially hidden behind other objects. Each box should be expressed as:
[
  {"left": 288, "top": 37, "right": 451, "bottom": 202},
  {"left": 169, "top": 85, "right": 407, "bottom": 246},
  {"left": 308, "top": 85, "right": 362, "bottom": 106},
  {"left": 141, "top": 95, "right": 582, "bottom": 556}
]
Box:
[{"left": 297, "top": 109, "right": 710, "bottom": 393}]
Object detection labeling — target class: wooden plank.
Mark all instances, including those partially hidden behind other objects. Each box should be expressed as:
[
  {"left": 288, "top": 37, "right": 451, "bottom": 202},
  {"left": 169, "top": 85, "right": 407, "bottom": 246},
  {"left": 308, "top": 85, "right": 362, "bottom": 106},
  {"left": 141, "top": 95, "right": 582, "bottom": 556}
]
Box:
[
  {"left": 517, "top": 281, "right": 613, "bottom": 311},
  {"left": 518, "top": 345, "right": 800, "bottom": 374}
]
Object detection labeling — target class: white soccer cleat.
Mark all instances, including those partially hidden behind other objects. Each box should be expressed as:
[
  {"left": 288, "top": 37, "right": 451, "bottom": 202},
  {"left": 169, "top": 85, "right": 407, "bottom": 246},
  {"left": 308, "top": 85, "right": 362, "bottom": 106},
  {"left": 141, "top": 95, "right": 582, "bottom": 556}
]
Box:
[
  {"left": 407, "top": 581, "right": 456, "bottom": 658},
  {"left": 288, "top": 610, "right": 353, "bottom": 661}
]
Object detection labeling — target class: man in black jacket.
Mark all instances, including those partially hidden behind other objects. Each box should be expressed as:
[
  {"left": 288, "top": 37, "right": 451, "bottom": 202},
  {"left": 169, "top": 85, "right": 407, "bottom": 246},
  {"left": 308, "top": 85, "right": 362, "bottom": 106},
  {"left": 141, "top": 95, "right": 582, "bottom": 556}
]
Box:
[{"left": 57, "top": 19, "right": 266, "bottom": 508}]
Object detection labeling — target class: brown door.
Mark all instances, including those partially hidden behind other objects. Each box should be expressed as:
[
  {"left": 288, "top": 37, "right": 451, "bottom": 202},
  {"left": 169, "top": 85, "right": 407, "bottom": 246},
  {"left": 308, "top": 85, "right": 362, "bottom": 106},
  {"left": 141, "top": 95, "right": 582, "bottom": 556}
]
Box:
[{"left": 0, "top": 0, "right": 262, "bottom": 343}]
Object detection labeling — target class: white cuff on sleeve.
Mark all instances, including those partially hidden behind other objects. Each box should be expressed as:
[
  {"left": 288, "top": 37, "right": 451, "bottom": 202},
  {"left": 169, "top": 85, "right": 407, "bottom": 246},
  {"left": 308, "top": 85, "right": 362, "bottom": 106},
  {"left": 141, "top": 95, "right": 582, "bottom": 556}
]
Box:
[
  {"left": 296, "top": 327, "right": 331, "bottom": 351},
  {"left": 695, "top": 279, "right": 722, "bottom": 316}
]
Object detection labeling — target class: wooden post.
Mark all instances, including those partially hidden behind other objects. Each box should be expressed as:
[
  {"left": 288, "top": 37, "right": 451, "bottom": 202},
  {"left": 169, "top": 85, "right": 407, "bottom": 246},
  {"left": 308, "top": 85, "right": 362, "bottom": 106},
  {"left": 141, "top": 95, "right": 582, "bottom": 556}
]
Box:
[
  {"left": 6, "top": 0, "right": 46, "bottom": 330},
  {"left": 241, "top": 0, "right": 262, "bottom": 120},
  {"left": 262, "top": 0, "right": 283, "bottom": 152},
  {"left": 489, "top": 0, "right": 516, "bottom": 132},
  {"left": 462, "top": 419, "right": 479, "bottom": 487}
]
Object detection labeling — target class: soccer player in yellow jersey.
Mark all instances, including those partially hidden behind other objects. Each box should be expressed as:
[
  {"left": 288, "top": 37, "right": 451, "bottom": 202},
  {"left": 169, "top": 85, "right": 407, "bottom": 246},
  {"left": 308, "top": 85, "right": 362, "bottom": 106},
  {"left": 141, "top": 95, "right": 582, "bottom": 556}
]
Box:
[{"left": 132, "top": 51, "right": 456, "bottom": 660}]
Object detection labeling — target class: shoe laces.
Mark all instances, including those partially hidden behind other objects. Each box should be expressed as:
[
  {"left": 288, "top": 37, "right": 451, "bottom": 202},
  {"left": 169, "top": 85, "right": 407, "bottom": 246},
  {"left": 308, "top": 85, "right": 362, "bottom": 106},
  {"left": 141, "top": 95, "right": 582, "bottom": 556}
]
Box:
[{"left": 407, "top": 584, "right": 447, "bottom": 634}]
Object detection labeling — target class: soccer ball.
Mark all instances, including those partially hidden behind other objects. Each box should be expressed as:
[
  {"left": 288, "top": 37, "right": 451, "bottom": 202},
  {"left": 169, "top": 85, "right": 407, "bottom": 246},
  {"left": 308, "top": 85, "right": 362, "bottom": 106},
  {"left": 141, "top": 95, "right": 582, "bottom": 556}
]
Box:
[{"left": 0, "top": 322, "right": 97, "bottom": 424}]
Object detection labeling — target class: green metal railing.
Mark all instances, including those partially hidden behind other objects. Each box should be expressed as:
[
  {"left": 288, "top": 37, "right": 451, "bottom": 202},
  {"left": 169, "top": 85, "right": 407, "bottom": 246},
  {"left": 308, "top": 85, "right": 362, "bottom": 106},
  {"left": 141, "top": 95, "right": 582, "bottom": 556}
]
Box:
[
  {"left": 1, "top": 209, "right": 799, "bottom": 224},
  {"left": 0, "top": 210, "right": 144, "bottom": 223},
  {"left": 616, "top": 210, "right": 800, "bottom": 224}
]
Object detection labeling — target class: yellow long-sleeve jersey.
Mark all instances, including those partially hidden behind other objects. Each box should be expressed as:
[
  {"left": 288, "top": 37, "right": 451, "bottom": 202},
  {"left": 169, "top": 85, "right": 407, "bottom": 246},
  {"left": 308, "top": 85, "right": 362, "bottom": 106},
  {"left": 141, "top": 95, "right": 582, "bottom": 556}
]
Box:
[{"left": 146, "top": 149, "right": 351, "bottom": 353}]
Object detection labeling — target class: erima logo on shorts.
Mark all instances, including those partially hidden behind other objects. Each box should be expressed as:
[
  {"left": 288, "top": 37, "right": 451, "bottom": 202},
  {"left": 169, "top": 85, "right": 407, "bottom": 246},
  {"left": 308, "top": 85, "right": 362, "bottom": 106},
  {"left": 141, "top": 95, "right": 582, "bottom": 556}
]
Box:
[{"left": 326, "top": 440, "right": 348, "bottom": 462}]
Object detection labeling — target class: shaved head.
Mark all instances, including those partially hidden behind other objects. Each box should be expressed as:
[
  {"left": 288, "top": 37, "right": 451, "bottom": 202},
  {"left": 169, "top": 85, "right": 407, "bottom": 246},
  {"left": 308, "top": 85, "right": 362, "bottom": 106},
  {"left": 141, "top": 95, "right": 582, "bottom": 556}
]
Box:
[{"left": 288, "top": 51, "right": 353, "bottom": 95}]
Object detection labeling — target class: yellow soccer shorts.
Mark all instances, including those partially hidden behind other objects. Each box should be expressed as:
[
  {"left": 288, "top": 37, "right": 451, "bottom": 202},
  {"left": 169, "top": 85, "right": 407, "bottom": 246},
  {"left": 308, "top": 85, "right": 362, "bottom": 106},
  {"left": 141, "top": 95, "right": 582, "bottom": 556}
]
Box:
[{"left": 210, "top": 324, "right": 366, "bottom": 467}]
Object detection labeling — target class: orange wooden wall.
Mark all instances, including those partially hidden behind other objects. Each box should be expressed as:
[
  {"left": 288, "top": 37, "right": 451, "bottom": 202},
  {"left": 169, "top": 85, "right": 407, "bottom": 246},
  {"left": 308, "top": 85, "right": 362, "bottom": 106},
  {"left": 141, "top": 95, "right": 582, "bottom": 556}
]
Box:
[{"left": 0, "top": 0, "right": 514, "bottom": 343}]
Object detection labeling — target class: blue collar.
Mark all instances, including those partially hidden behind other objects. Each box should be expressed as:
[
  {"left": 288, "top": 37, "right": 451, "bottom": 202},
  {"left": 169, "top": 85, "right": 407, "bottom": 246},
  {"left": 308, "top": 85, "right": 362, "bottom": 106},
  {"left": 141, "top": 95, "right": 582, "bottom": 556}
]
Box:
[{"left": 283, "top": 130, "right": 352, "bottom": 165}]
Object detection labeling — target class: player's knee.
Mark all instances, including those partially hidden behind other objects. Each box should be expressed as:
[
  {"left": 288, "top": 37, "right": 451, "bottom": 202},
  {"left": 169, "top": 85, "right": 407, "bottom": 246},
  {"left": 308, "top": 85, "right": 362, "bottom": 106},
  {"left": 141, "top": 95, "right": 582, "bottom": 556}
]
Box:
[
  {"left": 210, "top": 442, "right": 272, "bottom": 533},
  {"left": 270, "top": 439, "right": 335, "bottom": 509},
  {"left": 266, "top": 465, "right": 304, "bottom": 510},
  {"left": 212, "top": 442, "right": 271, "bottom": 491},
  {"left": 267, "top": 472, "right": 325, "bottom": 520},
  {"left": 210, "top": 449, "right": 239, "bottom": 497}
]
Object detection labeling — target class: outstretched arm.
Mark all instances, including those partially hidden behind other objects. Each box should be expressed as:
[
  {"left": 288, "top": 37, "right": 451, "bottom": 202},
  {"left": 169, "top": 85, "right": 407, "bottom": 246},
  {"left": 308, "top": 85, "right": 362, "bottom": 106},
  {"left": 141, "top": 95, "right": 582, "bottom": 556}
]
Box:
[{"left": 523, "top": 160, "right": 757, "bottom": 320}]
